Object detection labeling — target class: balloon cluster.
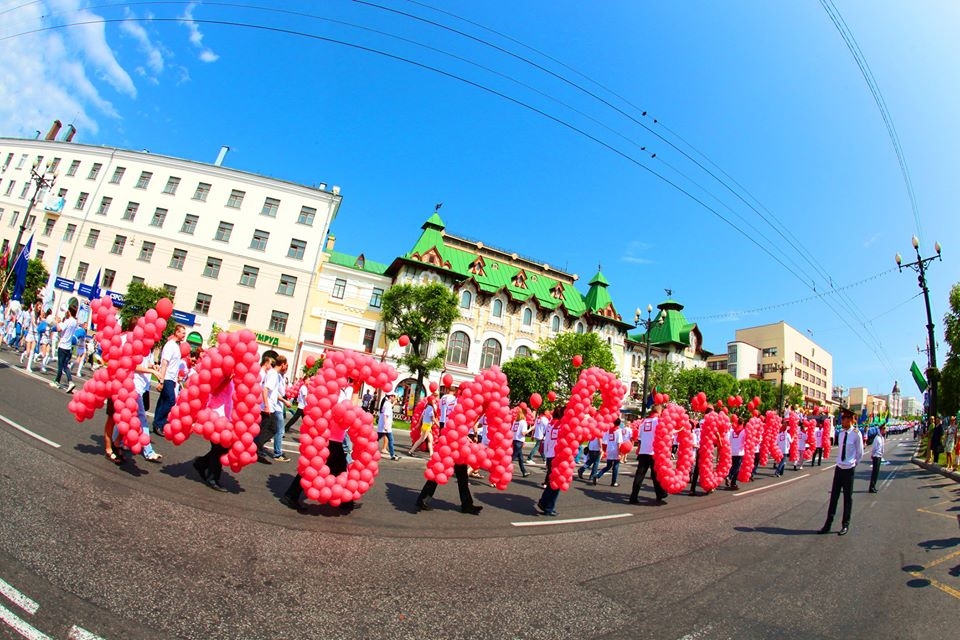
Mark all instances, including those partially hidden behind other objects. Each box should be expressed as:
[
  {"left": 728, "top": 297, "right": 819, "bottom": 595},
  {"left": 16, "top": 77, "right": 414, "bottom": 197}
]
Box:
[
  {"left": 802, "top": 415, "right": 817, "bottom": 461},
  {"left": 745, "top": 396, "right": 762, "bottom": 417},
  {"left": 690, "top": 391, "right": 710, "bottom": 413},
  {"left": 696, "top": 409, "right": 732, "bottom": 492},
  {"left": 787, "top": 410, "right": 800, "bottom": 463},
  {"left": 164, "top": 330, "right": 263, "bottom": 472},
  {"left": 761, "top": 411, "right": 784, "bottom": 464},
  {"left": 67, "top": 296, "right": 172, "bottom": 454},
  {"left": 653, "top": 391, "right": 671, "bottom": 406},
  {"left": 424, "top": 367, "right": 513, "bottom": 488},
  {"left": 726, "top": 395, "right": 744, "bottom": 408},
  {"left": 737, "top": 415, "right": 764, "bottom": 482},
  {"left": 297, "top": 350, "right": 397, "bottom": 506},
  {"left": 821, "top": 416, "right": 833, "bottom": 459},
  {"left": 653, "top": 403, "right": 695, "bottom": 494},
  {"left": 548, "top": 367, "right": 625, "bottom": 491}
]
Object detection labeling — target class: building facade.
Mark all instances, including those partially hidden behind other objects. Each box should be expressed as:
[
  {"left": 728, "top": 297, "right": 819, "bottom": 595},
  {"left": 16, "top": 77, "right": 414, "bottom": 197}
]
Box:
[
  {"left": 733, "top": 322, "right": 833, "bottom": 406},
  {"left": 0, "top": 136, "right": 341, "bottom": 360}
]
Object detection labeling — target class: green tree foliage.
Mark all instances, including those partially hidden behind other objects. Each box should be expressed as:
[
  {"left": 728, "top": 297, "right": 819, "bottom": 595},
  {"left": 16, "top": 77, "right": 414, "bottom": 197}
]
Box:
[
  {"left": 640, "top": 360, "right": 783, "bottom": 412},
  {"left": 4, "top": 258, "right": 49, "bottom": 307},
  {"left": 502, "top": 356, "right": 556, "bottom": 406},
  {"left": 939, "top": 283, "right": 960, "bottom": 416},
  {"left": 119, "top": 280, "right": 173, "bottom": 336},
  {"left": 381, "top": 282, "right": 460, "bottom": 400},
  {"left": 537, "top": 332, "right": 616, "bottom": 402}
]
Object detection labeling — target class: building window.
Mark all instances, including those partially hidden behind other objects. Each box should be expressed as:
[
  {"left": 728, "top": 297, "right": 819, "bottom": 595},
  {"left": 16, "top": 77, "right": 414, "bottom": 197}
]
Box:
[
  {"left": 277, "top": 274, "right": 297, "bottom": 296},
  {"left": 150, "top": 207, "right": 167, "bottom": 227},
  {"left": 122, "top": 202, "right": 139, "bottom": 221},
  {"left": 20, "top": 182, "right": 30, "bottom": 199},
  {"left": 163, "top": 284, "right": 176, "bottom": 301},
  {"left": 202, "top": 256, "right": 222, "bottom": 279},
  {"left": 231, "top": 301, "right": 249, "bottom": 324},
  {"left": 459, "top": 291, "right": 472, "bottom": 309},
  {"left": 87, "top": 163, "right": 102, "bottom": 180},
  {"left": 297, "top": 206, "right": 316, "bottom": 226},
  {"left": 110, "top": 235, "right": 126, "bottom": 255},
  {"left": 49, "top": 158, "right": 61, "bottom": 173},
  {"left": 762, "top": 347, "right": 778, "bottom": 357},
  {"left": 551, "top": 316, "right": 561, "bottom": 332},
  {"left": 214, "top": 221, "right": 234, "bottom": 242},
  {"left": 516, "top": 345, "right": 532, "bottom": 358},
  {"left": 169, "top": 248, "right": 187, "bottom": 270},
  {"left": 492, "top": 299, "right": 503, "bottom": 318},
  {"left": 193, "top": 182, "right": 211, "bottom": 202},
  {"left": 96, "top": 196, "right": 112, "bottom": 215},
  {"left": 66, "top": 160, "right": 80, "bottom": 176},
  {"left": 102, "top": 268, "right": 116, "bottom": 289},
  {"left": 162, "top": 176, "right": 180, "bottom": 194},
  {"left": 109, "top": 167, "right": 125, "bottom": 184},
  {"left": 239, "top": 265, "right": 259, "bottom": 287},
  {"left": 75, "top": 262, "right": 89, "bottom": 282},
  {"left": 795, "top": 352, "right": 802, "bottom": 363},
  {"left": 181, "top": 213, "right": 198, "bottom": 234},
  {"left": 16, "top": 154, "right": 27, "bottom": 169},
  {"left": 287, "top": 238, "right": 306, "bottom": 260},
  {"left": 575, "top": 322, "right": 584, "bottom": 334},
  {"left": 24, "top": 214, "right": 36, "bottom": 231},
  {"left": 135, "top": 171, "right": 152, "bottom": 189},
  {"left": 480, "top": 338, "right": 502, "bottom": 369},
  {"left": 63, "top": 223, "right": 76, "bottom": 242},
  {"left": 138, "top": 241, "right": 155, "bottom": 262},
  {"left": 226, "top": 189, "right": 245, "bottom": 208},
  {"left": 332, "top": 278, "right": 346, "bottom": 299},
  {"left": 42, "top": 218, "right": 55, "bottom": 237},
  {"left": 194, "top": 292, "right": 212, "bottom": 315},
  {"left": 260, "top": 196, "right": 279, "bottom": 217},
  {"left": 250, "top": 229, "right": 269, "bottom": 251},
  {"left": 370, "top": 287, "right": 383, "bottom": 308},
  {"left": 56, "top": 256, "right": 66, "bottom": 276},
  {"left": 323, "top": 320, "right": 337, "bottom": 344},
  {"left": 269, "top": 310, "right": 288, "bottom": 333},
  {"left": 362, "top": 328, "right": 376, "bottom": 353},
  {"left": 446, "top": 331, "right": 471, "bottom": 367},
  {"left": 4, "top": 181, "right": 14, "bottom": 196},
  {"left": 74, "top": 192, "right": 88, "bottom": 209},
  {"left": 522, "top": 308, "right": 533, "bottom": 326}
]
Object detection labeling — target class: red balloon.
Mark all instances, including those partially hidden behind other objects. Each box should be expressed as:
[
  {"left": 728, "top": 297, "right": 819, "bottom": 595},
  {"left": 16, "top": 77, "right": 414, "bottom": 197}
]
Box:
[
  {"left": 429, "top": 381, "right": 439, "bottom": 393},
  {"left": 529, "top": 393, "right": 543, "bottom": 409},
  {"left": 398, "top": 335, "right": 410, "bottom": 347},
  {"left": 442, "top": 373, "right": 454, "bottom": 387},
  {"left": 572, "top": 354, "right": 583, "bottom": 368},
  {"left": 305, "top": 355, "right": 317, "bottom": 368},
  {"left": 179, "top": 342, "right": 190, "bottom": 357},
  {"left": 547, "top": 391, "right": 557, "bottom": 402},
  {"left": 155, "top": 297, "right": 173, "bottom": 318}
]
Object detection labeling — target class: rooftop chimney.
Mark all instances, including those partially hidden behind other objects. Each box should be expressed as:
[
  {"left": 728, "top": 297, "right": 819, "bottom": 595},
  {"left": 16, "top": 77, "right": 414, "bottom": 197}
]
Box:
[
  {"left": 325, "top": 234, "right": 336, "bottom": 251},
  {"left": 45, "top": 120, "right": 62, "bottom": 141},
  {"left": 215, "top": 145, "right": 229, "bottom": 167},
  {"left": 62, "top": 124, "right": 77, "bottom": 142}
]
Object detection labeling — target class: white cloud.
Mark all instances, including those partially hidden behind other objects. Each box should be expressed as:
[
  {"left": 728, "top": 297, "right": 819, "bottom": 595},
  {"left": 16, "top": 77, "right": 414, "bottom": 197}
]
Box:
[
  {"left": 120, "top": 10, "right": 165, "bottom": 76},
  {"left": 621, "top": 240, "right": 654, "bottom": 265},
  {"left": 181, "top": 2, "right": 219, "bottom": 63}
]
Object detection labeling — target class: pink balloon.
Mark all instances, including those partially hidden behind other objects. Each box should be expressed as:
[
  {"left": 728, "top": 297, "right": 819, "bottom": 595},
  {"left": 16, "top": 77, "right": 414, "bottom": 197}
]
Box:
[{"left": 572, "top": 354, "right": 583, "bottom": 368}]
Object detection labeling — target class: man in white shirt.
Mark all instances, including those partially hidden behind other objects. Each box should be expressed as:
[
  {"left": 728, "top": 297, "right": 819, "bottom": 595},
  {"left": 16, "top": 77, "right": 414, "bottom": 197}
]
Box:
[
  {"left": 868, "top": 424, "right": 886, "bottom": 493},
  {"left": 727, "top": 424, "right": 746, "bottom": 490},
  {"left": 527, "top": 413, "right": 549, "bottom": 463},
  {"left": 438, "top": 389, "right": 457, "bottom": 433},
  {"left": 812, "top": 424, "right": 824, "bottom": 466},
  {"left": 152, "top": 324, "right": 186, "bottom": 436},
  {"left": 594, "top": 419, "right": 625, "bottom": 487},
  {"left": 774, "top": 428, "right": 791, "bottom": 477},
  {"left": 510, "top": 409, "right": 531, "bottom": 477},
  {"left": 629, "top": 404, "right": 668, "bottom": 505},
  {"left": 819, "top": 408, "right": 864, "bottom": 536}
]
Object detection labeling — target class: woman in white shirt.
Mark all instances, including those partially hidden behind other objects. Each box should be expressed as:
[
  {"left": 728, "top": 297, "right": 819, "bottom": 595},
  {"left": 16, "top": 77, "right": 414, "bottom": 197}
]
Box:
[{"left": 378, "top": 391, "right": 400, "bottom": 460}]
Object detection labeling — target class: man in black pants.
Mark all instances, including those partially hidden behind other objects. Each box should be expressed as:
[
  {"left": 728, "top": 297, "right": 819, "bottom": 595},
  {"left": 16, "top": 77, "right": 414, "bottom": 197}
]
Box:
[
  {"left": 416, "top": 464, "right": 482, "bottom": 514},
  {"left": 868, "top": 425, "right": 886, "bottom": 493},
  {"left": 819, "top": 408, "right": 863, "bottom": 536},
  {"left": 630, "top": 404, "right": 667, "bottom": 505},
  {"left": 252, "top": 350, "right": 278, "bottom": 463}
]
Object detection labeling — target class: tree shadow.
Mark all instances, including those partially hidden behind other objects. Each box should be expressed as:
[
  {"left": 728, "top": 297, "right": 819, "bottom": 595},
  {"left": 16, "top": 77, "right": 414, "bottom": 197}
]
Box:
[
  {"left": 734, "top": 526, "right": 819, "bottom": 536},
  {"left": 918, "top": 537, "right": 960, "bottom": 551}
]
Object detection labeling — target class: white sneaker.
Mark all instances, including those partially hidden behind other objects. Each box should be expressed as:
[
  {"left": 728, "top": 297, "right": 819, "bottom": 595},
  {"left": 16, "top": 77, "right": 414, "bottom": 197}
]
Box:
[
  {"left": 66, "top": 383, "right": 76, "bottom": 394},
  {"left": 49, "top": 381, "right": 59, "bottom": 389}
]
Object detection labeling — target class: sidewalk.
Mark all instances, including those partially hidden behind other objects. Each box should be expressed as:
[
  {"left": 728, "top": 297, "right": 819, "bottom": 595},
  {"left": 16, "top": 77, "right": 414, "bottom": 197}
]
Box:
[{"left": 910, "top": 438, "right": 960, "bottom": 483}]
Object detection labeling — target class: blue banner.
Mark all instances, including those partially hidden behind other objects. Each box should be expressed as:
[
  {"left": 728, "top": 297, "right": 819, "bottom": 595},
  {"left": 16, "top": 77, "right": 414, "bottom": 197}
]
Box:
[
  {"left": 172, "top": 309, "right": 196, "bottom": 326},
  {"left": 54, "top": 276, "right": 76, "bottom": 292}
]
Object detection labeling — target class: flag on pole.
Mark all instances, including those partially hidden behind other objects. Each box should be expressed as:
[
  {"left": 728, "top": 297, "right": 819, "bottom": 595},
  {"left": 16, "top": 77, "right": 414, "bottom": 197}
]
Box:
[
  {"left": 910, "top": 361, "right": 928, "bottom": 393},
  {"left": 89, "top": 268, "right": 102, "bottom": 300},
  {"left": 11, "top": 235, "right": 33, "bottom": 301}
]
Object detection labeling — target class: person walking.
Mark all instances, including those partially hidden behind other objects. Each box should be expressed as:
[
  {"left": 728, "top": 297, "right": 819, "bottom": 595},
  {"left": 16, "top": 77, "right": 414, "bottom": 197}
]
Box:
[
  {"left": 593, "top": 419, "right": 625, "bottom": 487},
  {"left": 152, "top": 324, "right": 186, "bottom": 437},
  {"left": 408, "top": 395, "right": 438, "bottom": 457},
  {"left": 812, "top": 422, "right": 824, "bottom": 466},
  {"left": 927, "top": 418, "right": 944, "bottom": 465},
  {"left": 629, "top": 404, "right": 668, "bottom": 505},
  {"left": 577, "top": 435, "right": 602, "bottom": 482},
  {"left": 868, "top": 424, "right": 886, "bottom": 493},
  {"left": 774, "top": 426, "right": 791, "bottom": 477},
  {"left": 49, "top": 305, "right": 78, "bottom": 393},
  {"left": 378, "top": 390, "right": 400, "bottom": 460},
  {"left": 726, "top": 422, "right": 746, "bottom": 490},
  {"left": 526, "top": 411, "right": 549, "bottom": 463},
  {"left": 509, "top": 407, "right": 531, "bottom": 478},
  {"left": 943, "top": 418, "right": 957, "bottom": 471},
  {"left": 819, "top": 408, "right": 864, "bottom": 536}
]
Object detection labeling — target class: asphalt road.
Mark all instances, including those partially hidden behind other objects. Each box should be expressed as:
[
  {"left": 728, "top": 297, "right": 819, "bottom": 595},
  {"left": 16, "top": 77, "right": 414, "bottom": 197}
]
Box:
[{"left": 0, "top": 351, "right": 958, "bottom": 639}]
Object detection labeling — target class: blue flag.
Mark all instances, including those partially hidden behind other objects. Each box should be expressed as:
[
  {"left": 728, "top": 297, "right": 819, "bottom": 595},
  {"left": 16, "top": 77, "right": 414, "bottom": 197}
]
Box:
[
  {"left": 11, "top": 235, "right": 33, "bottom": 302},
  {"left": 89, "top": 268, "right": 101, "bottom": 300}
]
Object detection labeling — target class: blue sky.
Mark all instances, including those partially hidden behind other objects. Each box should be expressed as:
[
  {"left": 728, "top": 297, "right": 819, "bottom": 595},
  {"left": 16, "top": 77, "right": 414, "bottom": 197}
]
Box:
[{"left": 1, "top": 1, "right": 957, "bottom": 400}]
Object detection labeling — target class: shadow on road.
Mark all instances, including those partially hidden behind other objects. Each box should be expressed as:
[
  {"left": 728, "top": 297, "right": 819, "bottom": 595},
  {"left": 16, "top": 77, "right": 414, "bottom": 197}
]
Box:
[
  {"left": 74, "top": 435, "right": 150, "bottom": 477},
  {"left": 918, "top": 537, "right": 960, "bottom": 551},
  {"left": 734, "top": 525, "right": 818, "bottom": 536},
  {"left": 161, "top": 458, "right": 246, "bottom": 493}
]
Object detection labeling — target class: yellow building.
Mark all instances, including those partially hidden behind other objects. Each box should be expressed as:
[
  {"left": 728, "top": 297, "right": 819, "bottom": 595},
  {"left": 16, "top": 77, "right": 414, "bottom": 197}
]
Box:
[{"left": 734, "top": 321, "right": 833, "bottom": 406}]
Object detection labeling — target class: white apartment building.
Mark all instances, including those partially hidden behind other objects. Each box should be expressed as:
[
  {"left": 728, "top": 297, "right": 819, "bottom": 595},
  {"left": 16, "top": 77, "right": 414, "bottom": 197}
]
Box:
[{"left": 0, "top": 134, "right": 341, "bottom": 360}]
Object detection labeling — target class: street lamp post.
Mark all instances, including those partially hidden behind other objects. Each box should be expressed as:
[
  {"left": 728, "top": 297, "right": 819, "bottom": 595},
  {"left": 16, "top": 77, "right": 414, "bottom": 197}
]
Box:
[
  {"left": 8, "top": 159, "right": 57, "bottom": 275},
  {"left": 896, "top": 236, "right": 942, "bottom": 421},
  {"left": 776, "top": 361, "right": 792, "bottom": 413},
  {"left": 636, "top": 304, "right": 663, "bottom": 419}
]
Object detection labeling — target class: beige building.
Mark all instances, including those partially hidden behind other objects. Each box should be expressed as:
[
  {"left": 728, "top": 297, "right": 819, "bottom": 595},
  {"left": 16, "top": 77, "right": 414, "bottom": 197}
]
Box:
[
  {"left": 734, "top": 321, "right": 833, "bottom": 406},
  {"left": 0, "top": 133, "right": 341, "bottom": 360}
]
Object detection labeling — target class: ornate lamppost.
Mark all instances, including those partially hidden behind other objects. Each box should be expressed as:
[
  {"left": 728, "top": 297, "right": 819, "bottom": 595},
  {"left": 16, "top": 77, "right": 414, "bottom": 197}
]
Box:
[
  {"left": 636, "top": 304, "right": 663, "bottom": 418},
  {"left": 8, "top": 159, "right": 57, "bottom": 275}
]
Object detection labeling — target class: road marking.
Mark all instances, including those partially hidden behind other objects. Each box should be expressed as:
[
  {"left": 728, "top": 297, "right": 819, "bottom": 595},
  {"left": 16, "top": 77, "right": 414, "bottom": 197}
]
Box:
[
  {"left": 0, "top": 603, "right": 50, "bottom": 640},
  {"left": 0, "top": 414, "right": 61, "bottom": 449},
  {"left": 68, "top": 625, "right": 106, "bottom": 640},
  {"left": 511, "top": 513, "right": 633, "bottom": 527},
  {"left": 906, "top": 570, "right": 960, "bottom": 600},
  {"left": 733, "top": 474, "right": 809, "bottom": 496},
  {"left": 0, "top": 579, "right": 39, "bottom": 615},
  {"left": 923, "top": 548, "right": 960, "bottom": 570}
]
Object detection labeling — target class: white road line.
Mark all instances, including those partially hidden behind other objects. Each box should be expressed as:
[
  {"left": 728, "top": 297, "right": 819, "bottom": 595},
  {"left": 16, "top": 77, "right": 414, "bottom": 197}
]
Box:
[
  {"left": 511, "top": 513, "right": 633, "bottom": 527},
  {"left": 68, "top": 625, "right": 106, "bottom": 640},
  {"left": 0, "top": 414, "right": 61, "bottom": 449},
  {"left": 0, "top": 603, "right": 50, "bottom": 640},
  {"left": 0, "top": 579, "right": 39, "bottom": 615},
  {"left": 733, "top": 474, "right": 809, "bottom": 496}
]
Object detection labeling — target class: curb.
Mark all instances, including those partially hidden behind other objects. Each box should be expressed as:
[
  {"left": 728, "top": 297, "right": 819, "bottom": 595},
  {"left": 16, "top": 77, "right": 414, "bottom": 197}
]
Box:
[{"left": 911, "top": 457, "right": 960, "bottom": 483}]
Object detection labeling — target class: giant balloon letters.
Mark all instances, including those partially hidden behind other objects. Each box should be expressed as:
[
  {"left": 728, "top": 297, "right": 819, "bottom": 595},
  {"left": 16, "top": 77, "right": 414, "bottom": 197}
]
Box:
[
  {"left": 67, "top": 297, "right": 172, "bottom": 454},
  {"left": 736, "top": 416, "right": 764, "bottom": 482},
  {"left": 696, "top": 410, "right": 732, "bottom": 492},
  {"left": 652, "top": 403, "right": 695, "bottom": 494},
  {"left": 163, "top": 330, "right": 263, "bottom": 472}
]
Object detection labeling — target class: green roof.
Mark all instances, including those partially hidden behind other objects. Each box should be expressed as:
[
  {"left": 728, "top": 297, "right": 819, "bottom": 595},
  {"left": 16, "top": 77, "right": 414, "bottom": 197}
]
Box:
[
  {"left": 629, "top": 299, "right": 698, "bottom": 347},
  {"left": 325, "top": 250, "right": 389, "bottom": 275},
  {"left": 584, "top": 270, "right": 613, "bottom": 314}
]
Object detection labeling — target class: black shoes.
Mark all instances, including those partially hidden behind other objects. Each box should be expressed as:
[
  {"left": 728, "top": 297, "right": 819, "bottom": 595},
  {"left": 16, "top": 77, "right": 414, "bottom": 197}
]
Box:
[
  {"left": 461, "top": 505, "right": 483, "bottom": 515},
  {"left": 628, "top": 497, "right": 640, "bottom": 505},
  {"left": 205, "top": 478, "right": 228, "bottom": 492},
  {"left": 838, "top": 526, "right": 849, "bottom": 536},
  {"left": 416, "top": 500, "right": 432, "bottom": 511}
]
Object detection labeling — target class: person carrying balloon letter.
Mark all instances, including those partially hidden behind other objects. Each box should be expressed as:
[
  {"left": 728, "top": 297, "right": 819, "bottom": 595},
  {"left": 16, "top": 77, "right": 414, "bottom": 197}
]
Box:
[
  {"left": 794, "top": 427, "right": 808, "bottom": 471},
  {"left": 539, "top": 411, "right": 561, "bottom": 489},
  {"left": 774, "top": 426, "right": 791, "bottom": 477},
  {"left": 377, "top": 390, "right": 400, "bottom": 461},
  {"left": 577, "top": 434, "right": 602, "bottom": 482},
  {"left": 593, "top": 419, "right": 626, "bottom": 487},
  {"left": 629, "top": 403, "right": 668, "bottom": 505},
  {"left": 689, "top": 416, "right": 702, "bottom": 495},
  {"left": 526, "top": 410, "right": 549, "bottom": 463},
  {"left": 253, "top": 350, "right": 279, "bottom": 463},
  {"left": 726, "top": 420, "right": 746, "bottom": 490},
  {"left": 193, "top": 376, "right": 235, "bottom": 492}
]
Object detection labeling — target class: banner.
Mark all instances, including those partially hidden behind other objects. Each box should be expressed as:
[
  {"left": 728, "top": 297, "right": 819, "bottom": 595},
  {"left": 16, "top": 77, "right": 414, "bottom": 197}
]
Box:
[{"left": 910, "top": 361, "right": 928, "bottom": 393}]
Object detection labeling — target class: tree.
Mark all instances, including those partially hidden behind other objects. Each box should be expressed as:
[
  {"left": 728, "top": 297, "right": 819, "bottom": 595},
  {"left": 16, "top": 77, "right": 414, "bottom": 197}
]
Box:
[
  {"left": 502, "top": 356, "right": 556, "bottom": 406},
  {"left": 119, "top": 280, "right": 172, "bottom": 335},
  {"left": 939, "top": 283, "right": 960, "bottom": 416},
  {"left": 4, "top": 258, "right": 48, "bottom": 307},
  {"left": 381, "top": 282, "right": 460, "bottom": 401},
  {"left": 537, "top": 331, "right": 616, "bottom": 402}
]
